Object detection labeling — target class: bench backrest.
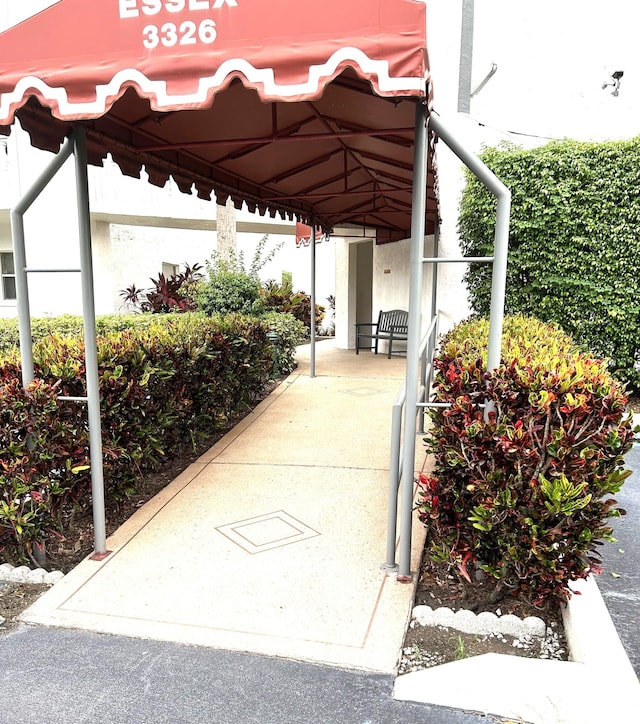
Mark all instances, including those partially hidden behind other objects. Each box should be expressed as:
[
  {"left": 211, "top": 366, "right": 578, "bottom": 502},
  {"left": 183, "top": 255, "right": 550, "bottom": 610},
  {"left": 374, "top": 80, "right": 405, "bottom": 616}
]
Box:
[{"left": 378, "top": 309, "right": 408, "bottom": 333}]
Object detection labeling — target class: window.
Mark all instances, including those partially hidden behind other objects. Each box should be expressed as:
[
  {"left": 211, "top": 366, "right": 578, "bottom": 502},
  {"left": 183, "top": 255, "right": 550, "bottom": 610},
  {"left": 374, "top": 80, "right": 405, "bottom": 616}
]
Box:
[
  {"left": 162, "top": 262, "right": 179, "bottom": 278},
  {"left": 1, "top": 252, "right": 16, "bottom": 301}
]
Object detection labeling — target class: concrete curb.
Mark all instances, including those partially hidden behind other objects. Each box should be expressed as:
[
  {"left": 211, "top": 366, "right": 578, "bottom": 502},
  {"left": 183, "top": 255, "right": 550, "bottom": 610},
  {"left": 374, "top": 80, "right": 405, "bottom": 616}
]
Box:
[{"left": 394, "top": 575, "right": 640, "bottom": 724}]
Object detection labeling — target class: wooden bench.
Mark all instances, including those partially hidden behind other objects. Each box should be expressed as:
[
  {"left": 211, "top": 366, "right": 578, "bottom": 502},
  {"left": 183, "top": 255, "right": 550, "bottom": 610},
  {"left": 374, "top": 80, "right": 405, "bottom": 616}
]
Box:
[{"left": 355, "top": 309, "right": 409, "bottom": 358}]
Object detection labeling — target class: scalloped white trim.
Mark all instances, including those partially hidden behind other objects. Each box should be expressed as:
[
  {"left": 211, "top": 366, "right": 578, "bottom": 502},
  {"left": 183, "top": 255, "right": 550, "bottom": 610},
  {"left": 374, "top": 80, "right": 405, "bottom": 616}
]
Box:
[{"left": 0, "top": 46, "right": 427, "bottom": 122}]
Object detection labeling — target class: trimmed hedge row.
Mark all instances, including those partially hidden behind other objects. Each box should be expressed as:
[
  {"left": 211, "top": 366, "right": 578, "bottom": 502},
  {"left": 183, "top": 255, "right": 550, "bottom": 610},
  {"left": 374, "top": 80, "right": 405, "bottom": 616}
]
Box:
[
  {"left": 458, "top": 138, "right": 640, "bottom": 393},
  {"left": 0, "top": 313, "right": 167, "bottom": 354},
  {"left": 419, "top": 316, "right": 634, "bottom": 605},
  {"left": 0, "top": 312, "right": 302, "bottom": 561}
]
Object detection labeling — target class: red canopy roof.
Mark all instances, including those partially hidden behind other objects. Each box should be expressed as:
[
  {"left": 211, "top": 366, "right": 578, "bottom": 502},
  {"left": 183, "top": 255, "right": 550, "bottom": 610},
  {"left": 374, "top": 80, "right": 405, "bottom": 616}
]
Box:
[{"left": 0, "top": 0, "right": 438, "bottom": 241}]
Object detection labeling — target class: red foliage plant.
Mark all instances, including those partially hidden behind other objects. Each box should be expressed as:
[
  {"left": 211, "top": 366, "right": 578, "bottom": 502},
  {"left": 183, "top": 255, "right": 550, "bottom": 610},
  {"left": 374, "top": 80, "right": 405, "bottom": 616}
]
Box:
[{"left": 419, "top": 316, "right": 634, "bottom": 606}]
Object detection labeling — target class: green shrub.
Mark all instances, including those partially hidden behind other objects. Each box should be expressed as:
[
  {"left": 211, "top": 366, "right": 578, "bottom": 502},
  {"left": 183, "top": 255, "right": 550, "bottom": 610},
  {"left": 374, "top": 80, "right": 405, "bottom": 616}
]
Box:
[
  {"left": 260, "top": 280, "right": 325, "bottom": 334},
  {"left": 198, "top": 261, "right": 264, "bottom": 316},
  {"left": 419, "top": 315, "right": 634, "bottom": 605},
  {"left": 197, "top": 235, "right": 285, "bottom": 317},
  {"left": 261, "top": 311, "right": 307, "bottom": 376},
  {"left": 0, "top": 312, "right": 276, "bottom": 561},
  {"left": 459, "top": 138, "right": 640, "bottom": 393}
]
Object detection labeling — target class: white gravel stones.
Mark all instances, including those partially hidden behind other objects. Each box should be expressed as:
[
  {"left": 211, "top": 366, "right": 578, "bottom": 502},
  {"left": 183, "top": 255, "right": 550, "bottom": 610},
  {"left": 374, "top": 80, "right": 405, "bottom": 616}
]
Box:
[
  {"left": 0, "top": 562, "right": 64, "bottom": 584},
  {"left": 411, "top": 604, "right": 546, "bottom": 640},
  {"left": 6, "top": 566, "right": 31, "bottom": 583},
  {"left": 25, "top": 568, "right": 47, "bottom": 584}
]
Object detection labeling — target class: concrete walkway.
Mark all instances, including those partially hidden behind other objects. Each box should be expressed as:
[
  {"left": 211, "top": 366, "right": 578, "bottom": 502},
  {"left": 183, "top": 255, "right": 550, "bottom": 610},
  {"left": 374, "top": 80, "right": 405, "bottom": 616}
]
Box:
[{"left": 22, "top": 340, "right": 425, "bottom": 673}]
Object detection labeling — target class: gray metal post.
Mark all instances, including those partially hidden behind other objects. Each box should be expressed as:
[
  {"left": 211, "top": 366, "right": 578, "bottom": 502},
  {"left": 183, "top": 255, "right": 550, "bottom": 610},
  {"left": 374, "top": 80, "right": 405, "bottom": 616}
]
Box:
[
  {"left": 10, "top": 137, "right": 75, "bottom": 386},
  {"left": 418, "top": 221, "right": 440, "bottom": 435},
  {"left": 458, "top": 0, "right": 475, "bottom": 114},
  {"left": 426, "top": 220, "right": 440, "bottom": 396},
  {"left": 73, "top": 128, "right": 108, "bottom": 557},
  {"left": 383, "top": 382, "right": 406, "bottom": 571},
  {"left": 428, "top": 111, "right": 511, "bottom": 387},
  {"left": 310, "top": 217, "right": 317, "bottom": 378},
  {"left": 397, "top": 102, "right": 428, "bottom": 581},
  {"left": 486, "top": 194, "right": 510, "bottom": 373}
]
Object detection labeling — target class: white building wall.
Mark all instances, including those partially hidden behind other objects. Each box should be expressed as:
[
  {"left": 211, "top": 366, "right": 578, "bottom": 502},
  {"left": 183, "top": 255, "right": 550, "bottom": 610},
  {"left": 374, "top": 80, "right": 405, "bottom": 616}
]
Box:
[
  {"left": 0, "top": 120, "right": 336, "bottom": 319},
  {"left": 373, "top": 238, "right": 437, "bottom": 324}
]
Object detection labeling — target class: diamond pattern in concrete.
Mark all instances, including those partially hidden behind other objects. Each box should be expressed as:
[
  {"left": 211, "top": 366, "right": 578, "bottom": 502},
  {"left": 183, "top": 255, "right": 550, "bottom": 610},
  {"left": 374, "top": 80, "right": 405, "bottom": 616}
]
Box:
[{"left": 216, "top": 510, "right": 320, "bottom": 553}]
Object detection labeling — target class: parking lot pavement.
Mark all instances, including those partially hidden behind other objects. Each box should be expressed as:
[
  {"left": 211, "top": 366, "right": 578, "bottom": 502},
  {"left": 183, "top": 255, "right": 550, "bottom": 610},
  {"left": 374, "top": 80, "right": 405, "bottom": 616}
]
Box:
[{"left": 597, "top": 443, "right": 640, "bottom": 676}]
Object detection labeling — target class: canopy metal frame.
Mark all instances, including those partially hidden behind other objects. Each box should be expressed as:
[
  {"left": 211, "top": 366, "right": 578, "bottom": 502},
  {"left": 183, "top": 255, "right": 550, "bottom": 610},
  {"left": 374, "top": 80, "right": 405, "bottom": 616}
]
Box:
[
  {"left": 11, "top": 128, "right": 109, "bottom": 558},
  {"left": 386, "top": 107, "right": 511, "bottom": 580},
  {"left": 10, "top": 101, "right": 511, "bottom": 570}
]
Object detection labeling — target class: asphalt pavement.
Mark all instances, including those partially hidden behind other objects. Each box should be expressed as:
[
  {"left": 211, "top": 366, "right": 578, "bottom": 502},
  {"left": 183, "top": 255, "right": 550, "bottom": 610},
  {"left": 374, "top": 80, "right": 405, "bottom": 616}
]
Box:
[
  {"left": 598, "top": 441, "right": 640, "bottom": 677},
  {"left": 0, "top": 626, "right": 500, "bottom": 724}
]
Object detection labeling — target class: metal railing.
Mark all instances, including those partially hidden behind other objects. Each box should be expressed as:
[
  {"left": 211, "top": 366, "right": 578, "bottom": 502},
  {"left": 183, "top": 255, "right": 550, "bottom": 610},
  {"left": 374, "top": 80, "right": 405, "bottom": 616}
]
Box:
[
  {"left": 382, "top": 109, "right": 511, "bottom": 582},
  {"left": 382, "top": 314, "right": 439, "bottom": 572},
  {"left": 10, "top": 129, "right": 108, "bottom": 557}
]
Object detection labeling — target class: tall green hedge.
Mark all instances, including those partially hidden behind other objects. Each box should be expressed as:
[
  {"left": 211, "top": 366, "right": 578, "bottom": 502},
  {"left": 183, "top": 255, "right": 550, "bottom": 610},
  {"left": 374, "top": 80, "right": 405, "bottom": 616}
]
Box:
[{"left": 459, "top": 137, "right": 640, "bottom": 393}]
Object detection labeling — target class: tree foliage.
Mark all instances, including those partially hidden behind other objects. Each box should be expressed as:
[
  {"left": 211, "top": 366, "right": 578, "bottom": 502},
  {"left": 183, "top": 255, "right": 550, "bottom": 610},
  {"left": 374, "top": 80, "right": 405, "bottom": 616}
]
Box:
[{"left": 459, "top": 138, "right": 640, "bottom": 392}]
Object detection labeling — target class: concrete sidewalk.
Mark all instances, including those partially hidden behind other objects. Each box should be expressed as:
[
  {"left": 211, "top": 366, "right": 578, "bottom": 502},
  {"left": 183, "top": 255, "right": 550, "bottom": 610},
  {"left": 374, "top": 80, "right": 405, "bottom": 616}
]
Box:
[{"left": 21, "top": 340, "right": 425, "bottom": 673}]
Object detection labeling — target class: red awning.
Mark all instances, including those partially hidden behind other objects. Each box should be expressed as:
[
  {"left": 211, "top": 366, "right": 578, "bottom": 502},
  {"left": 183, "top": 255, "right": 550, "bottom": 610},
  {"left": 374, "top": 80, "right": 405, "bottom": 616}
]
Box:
[{"left": 0, "top": 0, "right": 438, "bottom": 241}]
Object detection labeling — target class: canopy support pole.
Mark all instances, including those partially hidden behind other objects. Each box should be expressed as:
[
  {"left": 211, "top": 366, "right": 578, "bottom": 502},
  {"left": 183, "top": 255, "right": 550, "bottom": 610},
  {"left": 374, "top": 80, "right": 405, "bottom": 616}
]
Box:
[
  {"left": 10, "top": 129, "right": 108, "bottom": 558},
  {"left": 392, "top": 111, "right": 511, "bottom": 579},
  {"left": 10, "top": 137, "right": 75, "bottom": 386},
  {"left": 310, "top": 216, "right": 317, "bottom": 378},
  {"left": 73, "top": 128, "right": 108, "bottom": 558},
  {"left": 397, "top": 101, "right": 428, "bottom": 581}
]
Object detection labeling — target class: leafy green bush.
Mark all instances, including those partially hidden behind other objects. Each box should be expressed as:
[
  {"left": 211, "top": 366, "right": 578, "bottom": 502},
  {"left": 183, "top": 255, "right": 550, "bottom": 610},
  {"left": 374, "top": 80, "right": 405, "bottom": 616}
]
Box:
[
  {"left": 260, "top": 280, "right": 324, "bottom": 334},
  {"left": 261, "top": 311, "right": 307, "bottom": 376},
  {"left": 459, "top": 138, "right": 640, "bottom": 393},
  {"left": 0, "top": 313, "right": 276, "bottom": 561},
  {"left": 418, "top": 315, "right": 634, "bottom": 605},
  {"left": 198, "top": 257, "right": 264, "bottom": 316},
  {"left": 197, "top": 234, "right": 285, "bottom": 317}
]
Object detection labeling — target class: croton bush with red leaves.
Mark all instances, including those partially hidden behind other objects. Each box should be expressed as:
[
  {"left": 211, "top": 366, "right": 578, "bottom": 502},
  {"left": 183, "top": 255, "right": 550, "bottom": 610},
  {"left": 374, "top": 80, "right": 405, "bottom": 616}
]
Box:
[
  {"left": 0, "top": 313, "right": 278, "bottom": 563},
  {"left": 419, "top": 315, "right": 634, "bottom": 605}
]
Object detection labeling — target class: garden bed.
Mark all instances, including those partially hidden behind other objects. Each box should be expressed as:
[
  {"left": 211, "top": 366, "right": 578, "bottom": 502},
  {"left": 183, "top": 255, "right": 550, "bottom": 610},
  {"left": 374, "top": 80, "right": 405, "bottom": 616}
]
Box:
[{"left": 399, "top": 555, "right": 568, "bottom": 674}]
